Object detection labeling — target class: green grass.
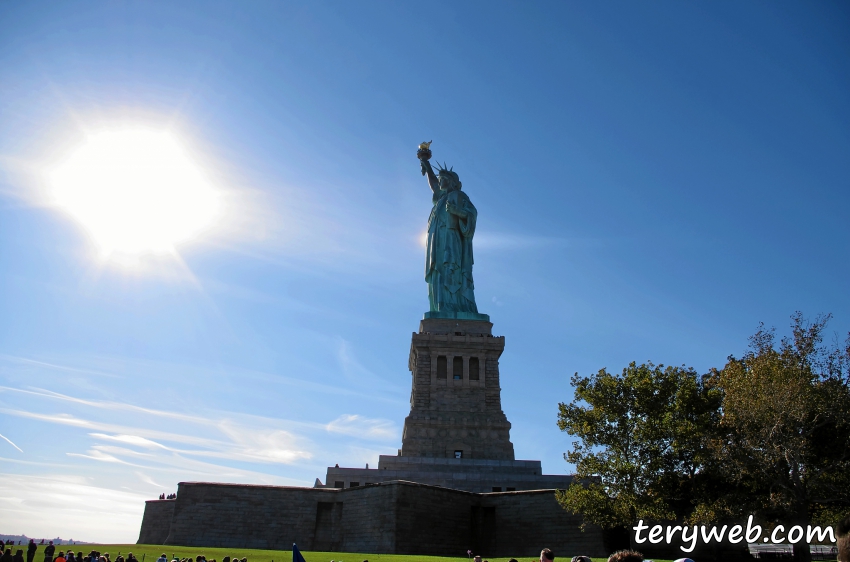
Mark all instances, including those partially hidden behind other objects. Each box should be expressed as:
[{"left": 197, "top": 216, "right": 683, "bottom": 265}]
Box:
[{"left": 22, "top": 545, "right": 677, "bottom": 562}]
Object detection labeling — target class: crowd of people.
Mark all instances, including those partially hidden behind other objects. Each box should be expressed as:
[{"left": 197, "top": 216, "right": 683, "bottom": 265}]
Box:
[
  {"left": 467, "top": 548, "right": 691, "bottom": 562},
  {"left": 155, "top": 554, "right": 247, "bottom": 562},
  {"left": 0, "top": 544, "right": 253, "bottom": 562},
  {"left": 0, "top": 542, "right": 143, "bottom": 562},
  {"left": 0, "top": 545, "right": 661, "bottom": 562},
  {"left": 6, "top": 515, "right": 850, "bottom": 562},
  {"left": 486, "top": 522, "right": 850, "bottom": 562},
  {"left": 158, "top": 494, "right": 177, "bottom": 500}
]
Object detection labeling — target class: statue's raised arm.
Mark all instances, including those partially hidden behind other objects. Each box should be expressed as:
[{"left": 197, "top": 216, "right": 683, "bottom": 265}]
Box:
[{"left": 417, "top": 141, "right": 440, "bottom": 195}]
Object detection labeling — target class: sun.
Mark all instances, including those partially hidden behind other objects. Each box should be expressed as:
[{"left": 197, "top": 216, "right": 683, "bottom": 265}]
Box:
[{"left": 50, "top": 128, "right": 219, "bottom": 256}]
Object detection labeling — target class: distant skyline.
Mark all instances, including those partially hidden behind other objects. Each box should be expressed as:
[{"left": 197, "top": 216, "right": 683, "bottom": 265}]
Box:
[
  {"left": 0, "top": 536, "right": 82, "bottom": 545},
  {"left": 1, "top": 1, "right": 849, "bottom": 543}
]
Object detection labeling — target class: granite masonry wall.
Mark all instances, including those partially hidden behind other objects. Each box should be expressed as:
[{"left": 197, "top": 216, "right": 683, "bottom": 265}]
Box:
[
  {"left": 391, "top": 483, "right": 477, "bottom": 555},
  {"left": 401, "top": 319, "right": 515, "bottom": 460},
  {"left": 140, "top": 480, "right": 606, "bottom": 557},
  {"left": 138, "top": 499, "right": 176, "bottom": 545},
  {"left": 162, "top": 483, "right": 336, "bottom": 549},
  {"left": 330, "top": 484, "right": 396, "bottom": 553},
  {"left": 483, "top": 490, "right": 605, "bottom": 556}
]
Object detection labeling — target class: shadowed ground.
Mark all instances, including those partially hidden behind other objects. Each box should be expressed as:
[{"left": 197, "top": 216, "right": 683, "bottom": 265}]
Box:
[{"left": 30, "top": 544, "right": 681, "bottom": 562}]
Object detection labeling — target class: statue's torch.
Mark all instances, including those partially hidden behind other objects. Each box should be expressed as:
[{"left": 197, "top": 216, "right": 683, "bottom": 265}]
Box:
[
  {"left": 417, "top": 140, "right": 432, "bottom": 161},
  {"left": 417, "top": 141, "right": 432, "bottom": 176}
]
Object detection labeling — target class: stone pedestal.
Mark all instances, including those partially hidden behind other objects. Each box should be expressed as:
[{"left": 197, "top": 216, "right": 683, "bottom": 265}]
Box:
[{"left": 400, "top": 317, "right": 515, "bottom": 460}]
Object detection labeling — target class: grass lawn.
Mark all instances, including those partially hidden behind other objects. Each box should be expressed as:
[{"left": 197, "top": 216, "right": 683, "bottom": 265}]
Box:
[{"left": 17, "top": 544, "right": 681, "bottom": 562}]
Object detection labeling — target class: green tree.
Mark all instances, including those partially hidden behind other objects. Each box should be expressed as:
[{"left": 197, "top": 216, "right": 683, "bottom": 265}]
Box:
[
  {"left": 556, "top": 362, "right": 722, "bottom": 529},
  {"left": 712, "top": 313, "right": 850, "bottom": 562}
]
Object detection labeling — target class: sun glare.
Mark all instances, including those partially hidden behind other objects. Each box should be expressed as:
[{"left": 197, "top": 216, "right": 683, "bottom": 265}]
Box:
[{"left": 50, "top": 129, "right": 219, "bottom": 256}]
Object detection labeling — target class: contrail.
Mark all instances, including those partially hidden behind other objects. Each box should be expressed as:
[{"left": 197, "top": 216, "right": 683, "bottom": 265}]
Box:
[{"left": 0, "top": 432, "right": 23, "bottom": 453}]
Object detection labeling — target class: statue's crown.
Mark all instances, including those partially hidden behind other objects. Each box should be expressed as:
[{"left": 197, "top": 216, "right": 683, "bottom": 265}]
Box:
[{"left": 435, "top": 161, "right": 459, "bottom": 181}]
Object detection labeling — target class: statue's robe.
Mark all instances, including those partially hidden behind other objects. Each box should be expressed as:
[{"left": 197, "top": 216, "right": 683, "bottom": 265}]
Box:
[{"left": 425, "top": 187, "right": 479, "bottom": 313}]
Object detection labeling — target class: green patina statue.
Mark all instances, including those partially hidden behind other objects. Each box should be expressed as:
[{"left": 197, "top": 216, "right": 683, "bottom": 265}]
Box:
[{"left": 417, "top": 142, "right": 488, "bottom": 321}]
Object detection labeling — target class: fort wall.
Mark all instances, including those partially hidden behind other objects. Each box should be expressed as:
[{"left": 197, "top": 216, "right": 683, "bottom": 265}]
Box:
[
  {"left": 141, "top": 480, "right": 606, "bottom": 557},
  {"left": 138, "top": 499, "right": 175, "bottom": 545},
  {"left": 483, "top": 490, "right": 605, "bottom": 556},
  {"left": 163, "top": 483, "right": 337, "bottom": 549}
]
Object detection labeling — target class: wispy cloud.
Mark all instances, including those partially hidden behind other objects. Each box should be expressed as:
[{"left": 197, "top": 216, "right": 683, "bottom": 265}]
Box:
[
  {"left": 67, "top": 449, "right": 140, "bottom": 466},
  {"left": 326, "top": 414, "right": 397, "bottom": 441},
  {"left": 0, "top": 354, "right": 121, "bottom": 379},
  {"left": 1, "top": 381, "right": 400, "bottom": 463},
  {"left": 232, "top": 364, "right": 405, "bottom": 403},
  {"left": 0, "top": 473, "right": 149, "bottom": 542},
  {"left": 0, "top": 365, "right": 406, "bottom": 540},
  {"left": 135, "top": 471, "right": 166, "bottom": 489},
  {"left": 335, "top": 338, "right": 404, "bottom": 397},
  {"left": 0, "top": 351, "right": 404, "bottom": 406},
  {"left": 2, "top": 408, "right": 313, "bottom": 465},
  {"left": 336, "top": 338, "right": 379, "bottom": 383},
  {"left": 0, "top": 456, "right": 73, "bottom": 468},
  {"left": 217, "top": 421, "right": 311, "bottom": 463},
  {"left": 0, "top": 385, "right": 214, "bottom": 425},
  {"left": 70, "top": 443, "right": 311, "bottom": 485},
  {"left": 0, "top": 431, "right": 23, "bottom": 453},
  {"left": 88, "top": 433, "right": 168, "bottom": 449}
]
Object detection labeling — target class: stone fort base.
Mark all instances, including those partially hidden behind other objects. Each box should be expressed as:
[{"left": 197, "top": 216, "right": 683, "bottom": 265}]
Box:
[{"left": 139, "top": 480, "right": 606, "bottom": 557}]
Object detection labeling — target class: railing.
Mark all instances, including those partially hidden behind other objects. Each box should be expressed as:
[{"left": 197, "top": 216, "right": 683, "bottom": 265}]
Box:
[{"left": 749, "top": 544, "right": 837, "bottom": 560}]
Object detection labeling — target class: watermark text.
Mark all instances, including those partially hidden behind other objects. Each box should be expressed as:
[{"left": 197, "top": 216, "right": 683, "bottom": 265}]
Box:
[{"left": 632, "top": 515, "right": 836, "bottom": 553}]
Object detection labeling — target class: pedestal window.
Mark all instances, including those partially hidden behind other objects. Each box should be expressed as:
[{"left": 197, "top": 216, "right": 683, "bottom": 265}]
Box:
[
  {"left": 469, "top": 357, "right": 480, "bottom": 380},
  {"left": 437, "top": 356, "right": 447, "bottom": 379}
]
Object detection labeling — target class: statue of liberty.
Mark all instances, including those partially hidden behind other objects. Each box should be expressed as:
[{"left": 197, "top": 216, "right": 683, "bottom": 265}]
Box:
[{"left": 417, "top": 142, "right": 486, "bottom": 320}]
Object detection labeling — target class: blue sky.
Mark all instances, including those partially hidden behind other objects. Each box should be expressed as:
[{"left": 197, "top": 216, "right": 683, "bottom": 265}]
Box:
[{"left": 1, "top": 1, "right": 848, "bottom": 543}]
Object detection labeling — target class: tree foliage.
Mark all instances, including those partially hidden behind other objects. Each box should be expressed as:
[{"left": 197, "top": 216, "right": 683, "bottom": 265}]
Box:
[
  {"left": 708, "top": 313, "right": 850, "bottom": 561},
  {"left": 557, "top": 312, "right": 850, "bottom": 555},
  {"left": 556, "top": 362, "right": 721, "bottom": 529}
]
